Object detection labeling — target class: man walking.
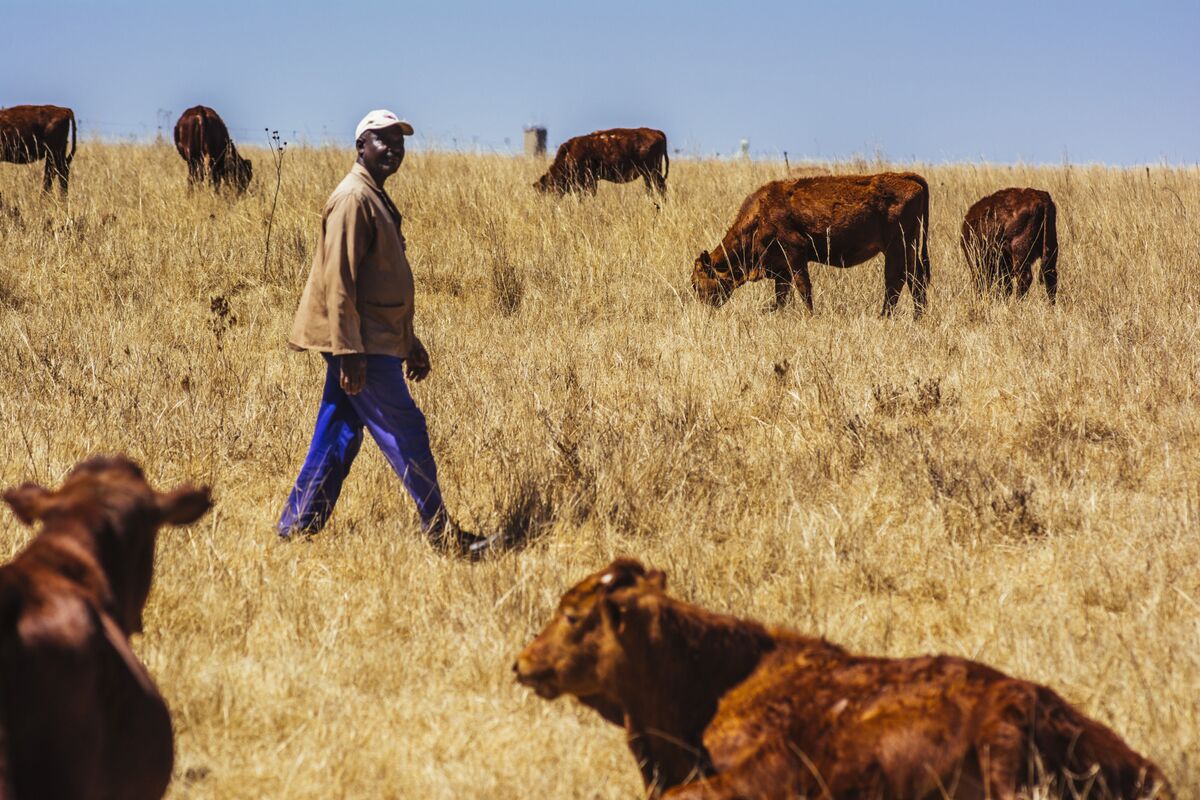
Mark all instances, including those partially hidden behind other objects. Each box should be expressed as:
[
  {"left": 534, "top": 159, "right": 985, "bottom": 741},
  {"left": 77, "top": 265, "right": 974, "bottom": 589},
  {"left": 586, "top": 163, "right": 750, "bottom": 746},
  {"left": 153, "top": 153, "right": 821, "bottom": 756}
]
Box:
[{"left": 278, "top": 110, "right": 490, "bottom": 558}]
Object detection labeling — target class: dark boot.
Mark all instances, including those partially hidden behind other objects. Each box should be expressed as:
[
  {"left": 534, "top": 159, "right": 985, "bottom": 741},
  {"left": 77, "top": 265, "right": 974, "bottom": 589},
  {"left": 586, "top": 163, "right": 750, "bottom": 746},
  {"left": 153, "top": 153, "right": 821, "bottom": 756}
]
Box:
[{"left": 425, "top": 513, "right": 494, "bottom": 560}]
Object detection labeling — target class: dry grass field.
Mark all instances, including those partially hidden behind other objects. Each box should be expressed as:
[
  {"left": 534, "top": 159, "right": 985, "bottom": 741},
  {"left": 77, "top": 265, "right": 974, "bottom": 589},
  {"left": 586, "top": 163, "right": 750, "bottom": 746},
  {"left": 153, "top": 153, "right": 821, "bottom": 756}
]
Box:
[{"left": 0, "top": 143, "right": 1197, "bottom": 798}]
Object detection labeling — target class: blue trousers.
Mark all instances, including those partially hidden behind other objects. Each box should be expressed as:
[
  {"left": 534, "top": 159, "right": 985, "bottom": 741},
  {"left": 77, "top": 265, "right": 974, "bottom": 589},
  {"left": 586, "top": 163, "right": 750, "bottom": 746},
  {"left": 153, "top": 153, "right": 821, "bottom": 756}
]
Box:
[{"left": 278, "top": 354, "right": 445, "bottom": 537}]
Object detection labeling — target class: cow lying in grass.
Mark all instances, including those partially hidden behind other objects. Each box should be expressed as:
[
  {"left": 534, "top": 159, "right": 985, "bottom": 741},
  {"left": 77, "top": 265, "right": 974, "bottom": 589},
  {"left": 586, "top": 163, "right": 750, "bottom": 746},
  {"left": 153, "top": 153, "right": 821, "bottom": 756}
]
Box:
[
  {"left": 692, "top": 172, "right": 931, "bottom": 316},
  {"left": 514, "top": 559, "right": 1170, "bottom": 799},
  {"left": 962, "top": 187, "right": 1058, "bottom": 303},
  {"left": 0, "top": 456, "right": 212, "bottom": 800}
]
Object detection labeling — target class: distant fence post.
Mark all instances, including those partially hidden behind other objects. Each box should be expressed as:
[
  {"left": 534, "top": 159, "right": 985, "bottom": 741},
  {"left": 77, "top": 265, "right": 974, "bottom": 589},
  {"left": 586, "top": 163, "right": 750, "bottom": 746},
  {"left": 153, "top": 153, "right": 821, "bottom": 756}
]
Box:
[{"left": 524, "top": 126, "right": 547, "bottom": 157}]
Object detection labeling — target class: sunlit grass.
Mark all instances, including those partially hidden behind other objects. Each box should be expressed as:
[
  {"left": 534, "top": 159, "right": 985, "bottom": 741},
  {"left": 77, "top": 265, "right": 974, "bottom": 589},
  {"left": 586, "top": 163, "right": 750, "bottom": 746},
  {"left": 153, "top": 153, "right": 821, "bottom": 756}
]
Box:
[{"left": 1, "top": 144, "right": 1196, "bottom": 798}]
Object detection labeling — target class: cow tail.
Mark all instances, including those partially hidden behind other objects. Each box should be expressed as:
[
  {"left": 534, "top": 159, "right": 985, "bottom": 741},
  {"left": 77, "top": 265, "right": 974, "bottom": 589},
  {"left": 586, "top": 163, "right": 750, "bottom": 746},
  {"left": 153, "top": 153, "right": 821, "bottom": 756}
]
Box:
[
  {"left": 192, "top": 113, "right": 208, "bottom": 177},
  {"left": 67, "top": 109, "right": 77, "bottom": 165},
  {"left": 910, "top": 173, "right": 932, "bottom": 293},
  {"left": 1041, "top": 194, "right": 1058, "bottom": 303},
  {"left": 661, "top": 142, "right": 669, "bottom": 182}
]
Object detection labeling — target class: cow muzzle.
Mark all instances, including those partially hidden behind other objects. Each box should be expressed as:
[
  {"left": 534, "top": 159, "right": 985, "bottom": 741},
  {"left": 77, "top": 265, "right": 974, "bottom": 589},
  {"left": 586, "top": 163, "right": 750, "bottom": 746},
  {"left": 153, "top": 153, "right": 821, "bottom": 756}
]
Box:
[
  {"left": 691, "top": 274, "right": 731, "bottom": 306},
  {"left": 512, "top": 660, "right": 561, "bottom": 699}
]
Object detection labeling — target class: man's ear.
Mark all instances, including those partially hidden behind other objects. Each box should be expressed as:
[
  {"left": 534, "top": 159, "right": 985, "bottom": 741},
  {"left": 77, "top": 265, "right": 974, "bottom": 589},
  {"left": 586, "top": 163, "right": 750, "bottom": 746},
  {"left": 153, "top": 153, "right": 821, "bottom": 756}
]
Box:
[
  {"left": 2, "top": 483, "right": 52, "bottom": 526},
  {"left": 157, "top": 485, "right": 213, "bottom": 526}
]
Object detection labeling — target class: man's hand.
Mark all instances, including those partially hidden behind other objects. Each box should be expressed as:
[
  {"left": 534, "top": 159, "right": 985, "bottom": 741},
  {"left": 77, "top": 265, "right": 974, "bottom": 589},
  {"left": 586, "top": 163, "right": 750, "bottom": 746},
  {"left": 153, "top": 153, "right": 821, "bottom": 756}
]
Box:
[
  {"left": 339, "top": 354, "right": 367, "bottom": 395},
  {"left": 406, "top": 339, "right": 431, "bottom": 382}
]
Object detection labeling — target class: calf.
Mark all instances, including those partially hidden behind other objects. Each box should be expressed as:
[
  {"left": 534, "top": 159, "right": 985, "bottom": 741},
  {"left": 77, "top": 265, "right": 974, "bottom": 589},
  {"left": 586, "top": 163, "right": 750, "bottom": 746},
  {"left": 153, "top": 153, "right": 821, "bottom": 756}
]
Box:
[
  {"left": 515, "top": 559, "right": 1171, "bottom": 800},
  {"left": 173, "top": 105, "right": 253, "bottom": 193},
  {"left": 962, "top": 187, "right": 1058, "bottom": 302},
  {"left": 0, "top": 456, "right": 212, "bottom": 799},
  {"left": 534, "top": 127, "right": 668, "bottom": 196},
  {"left": 0, "top": 105, "right": 77, "bottom": 193},
  {"left": 692, "top": 172, "right": 931, "bottom": 316}
]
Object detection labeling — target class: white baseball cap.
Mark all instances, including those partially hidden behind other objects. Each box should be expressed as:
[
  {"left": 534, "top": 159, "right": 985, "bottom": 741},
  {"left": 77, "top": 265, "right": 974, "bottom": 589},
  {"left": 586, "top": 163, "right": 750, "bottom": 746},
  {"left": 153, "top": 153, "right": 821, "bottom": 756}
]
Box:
[{"left": 355, "top": 109, "right": 414, "bottom": 142}]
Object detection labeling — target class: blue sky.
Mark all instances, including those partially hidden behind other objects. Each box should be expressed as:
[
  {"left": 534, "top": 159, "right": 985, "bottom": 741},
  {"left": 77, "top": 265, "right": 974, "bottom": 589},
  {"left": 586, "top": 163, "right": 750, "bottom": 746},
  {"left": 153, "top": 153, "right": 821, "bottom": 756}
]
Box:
[{"left": 2, "top": 0, "right": 1197, "bottom": 163}]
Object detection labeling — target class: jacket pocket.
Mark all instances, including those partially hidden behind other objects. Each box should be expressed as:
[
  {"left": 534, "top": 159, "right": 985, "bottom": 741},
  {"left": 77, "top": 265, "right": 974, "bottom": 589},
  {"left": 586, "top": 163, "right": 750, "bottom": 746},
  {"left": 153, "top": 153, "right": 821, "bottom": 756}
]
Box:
[{"left": 359, "top": 301, "right": 413, "bottom": 353}]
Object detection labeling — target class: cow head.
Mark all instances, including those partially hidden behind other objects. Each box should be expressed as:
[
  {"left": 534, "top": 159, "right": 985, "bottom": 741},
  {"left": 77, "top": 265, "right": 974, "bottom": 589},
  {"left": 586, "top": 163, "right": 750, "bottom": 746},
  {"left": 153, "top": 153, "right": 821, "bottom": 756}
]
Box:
[
  {"left": 3, "top": 455, "right": 212, "bottom": 635},
  {"left": 532, "top": 169, "right": 565, "bottom": 195},
  {"left": 691, "top": 247, "right": 742, "bottom": 306},
  {"left": 231, "top": 152, "right": 253, "bottom": 194},
  {"left": 513, "top": 558, "right": 667, "bottom": 701}
]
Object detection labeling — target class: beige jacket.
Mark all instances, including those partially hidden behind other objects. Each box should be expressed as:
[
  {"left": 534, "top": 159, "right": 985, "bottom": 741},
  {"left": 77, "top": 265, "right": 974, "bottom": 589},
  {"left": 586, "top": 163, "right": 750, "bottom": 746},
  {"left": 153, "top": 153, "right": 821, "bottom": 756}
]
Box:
[{"left": 289, "top": 163, "right": 416, "bottom": 357}]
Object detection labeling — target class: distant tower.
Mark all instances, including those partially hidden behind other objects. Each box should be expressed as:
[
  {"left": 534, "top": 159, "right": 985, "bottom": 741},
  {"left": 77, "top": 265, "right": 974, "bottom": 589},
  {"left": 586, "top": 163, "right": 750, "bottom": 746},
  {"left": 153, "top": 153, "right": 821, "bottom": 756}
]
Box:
[
  {"left": 524, "top": 126, "right": 547, "bottom": 157},
  {"left": 738, "top": 138, "right": 750, "bottom": 160}
]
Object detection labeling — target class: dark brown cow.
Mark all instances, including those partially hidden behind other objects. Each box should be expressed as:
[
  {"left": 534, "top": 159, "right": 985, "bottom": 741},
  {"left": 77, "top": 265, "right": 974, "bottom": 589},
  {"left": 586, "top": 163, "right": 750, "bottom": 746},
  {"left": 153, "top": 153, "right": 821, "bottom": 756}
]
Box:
[
  {"left": 0, "top": 105, "right": 77, "bottom": 193},
  {"left": 692, "top": 172, "right": 932, "bottom": 316},
  {"left": 173, "top": 105, "right": 253, "bottom": 193},
  {"left": 962, "top": 187, "right": 1058, "bottom": 303},
  {"left": 534, "top": 127, "right": 668, "bottom": 196},
  {"left": 515, "top": 559, "right": 1172, "bottom": 800},
  {"left": 0, "top": 456, "right": 212, "bottom": 799}
]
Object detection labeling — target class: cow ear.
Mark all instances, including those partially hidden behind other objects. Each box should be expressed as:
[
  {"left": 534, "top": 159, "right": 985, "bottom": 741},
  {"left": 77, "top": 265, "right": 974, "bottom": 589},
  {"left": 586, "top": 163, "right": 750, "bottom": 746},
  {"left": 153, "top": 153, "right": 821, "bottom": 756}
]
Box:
[
  {"left": 601, "top": 594, "right": 627, "bottom": 633},
  {"left": 598, "top": 558, "right": 646, "bottom": 593},
  {"left": 699, "top": 250, "right": 711, "bottom": 267},
  {"left": 3, "top": 483, "right": 52, "bottom": 526},
  {"left": 646, "top": 569, "right": 667, "bottom": 591},
  {"left": 157, "top": 485, "right": 213, "bottom": 526}
]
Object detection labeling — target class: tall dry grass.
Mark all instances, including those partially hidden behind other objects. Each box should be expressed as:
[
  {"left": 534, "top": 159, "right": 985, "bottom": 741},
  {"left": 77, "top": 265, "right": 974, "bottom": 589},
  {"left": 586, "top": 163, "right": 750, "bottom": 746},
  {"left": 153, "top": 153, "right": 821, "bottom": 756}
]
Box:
[{"left": 0, "top": 143, "right": 1197, "bottom": 798}]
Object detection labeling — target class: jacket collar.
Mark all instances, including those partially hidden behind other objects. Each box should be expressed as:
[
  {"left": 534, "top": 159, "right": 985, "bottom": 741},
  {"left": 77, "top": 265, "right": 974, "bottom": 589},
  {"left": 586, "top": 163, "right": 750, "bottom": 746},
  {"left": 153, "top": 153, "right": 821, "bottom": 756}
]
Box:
[
  {"left": 350, "top": 161, "right": 384, "bottom": 193},
  {"left": 350, "top": 162, "right": 402, "bottom": 228}
]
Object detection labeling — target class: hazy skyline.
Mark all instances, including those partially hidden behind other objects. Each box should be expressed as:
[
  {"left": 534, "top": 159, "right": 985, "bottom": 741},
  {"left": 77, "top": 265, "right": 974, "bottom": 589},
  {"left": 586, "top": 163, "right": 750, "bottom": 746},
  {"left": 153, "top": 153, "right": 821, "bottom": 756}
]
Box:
[{"left": 3, "top": 0, "right": 1197, "bottom": 163}]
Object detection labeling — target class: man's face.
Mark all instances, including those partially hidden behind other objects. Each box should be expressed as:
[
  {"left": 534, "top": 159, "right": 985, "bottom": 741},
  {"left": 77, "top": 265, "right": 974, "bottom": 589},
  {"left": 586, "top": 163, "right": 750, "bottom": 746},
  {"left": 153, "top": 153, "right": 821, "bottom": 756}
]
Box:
[{"left": 358, "top": 127, "right": 406, "bottom": 177}]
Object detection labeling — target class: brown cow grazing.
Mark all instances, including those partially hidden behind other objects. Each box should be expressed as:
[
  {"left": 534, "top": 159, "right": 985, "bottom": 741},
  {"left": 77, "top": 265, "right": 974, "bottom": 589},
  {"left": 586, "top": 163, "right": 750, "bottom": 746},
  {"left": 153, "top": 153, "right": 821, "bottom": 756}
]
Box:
[
  {"left": 692, "top": 172, "right": 931, "bottom": 317},
  {"left": 0, "top": 105, "right": 77, "bottom": 193},
  {"left": 515, "top": 559, "right": 1172, "bottom": 800},
  {"left": 173, "top": 105, "right": 253, "bottom": 193},
  {"left": 962, "top": 187, "right": 1058, "bottom": 303},
  {"left": 0, "top": 456, "right": 212, "bottom": 800},
  {"left": 534, "top": 127, "right": 668, "bottom": 196}
]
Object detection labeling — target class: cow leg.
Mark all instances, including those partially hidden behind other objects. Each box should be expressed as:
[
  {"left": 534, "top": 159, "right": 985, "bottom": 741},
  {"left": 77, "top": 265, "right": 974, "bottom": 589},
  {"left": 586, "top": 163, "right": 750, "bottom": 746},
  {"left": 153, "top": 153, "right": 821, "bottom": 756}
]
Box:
[
  {"left": 186, "top": 158, "right": 202, "bottom": 189},
  {"left": 660, "top": 750, "right": 812, "bottom": 800},
  {"left": 1041, "top": 249, "right": 1058, "bottom": 305},
  {"left": 1013, "top": 249, "right": 1035, "bottom": 298},
  {"left": 998, "top": 248, "right": 1017, "bottom": 297},
  {"left": 973, "top": 741, "right": 1024, "bottom": 800},
  {"left": 642, "top": 168, "right": 667, "bottom": 196},
  {"left": 42, "top": 149, "right": 70, "bottom": 194},
  {"left": 986, "top": 254, "right": 1004, "bottom": 298},
  {"left": 969, "top": 682, "right": 1043, "bottom": 800},
  {"left": 58, "top": 156, "right": 70, "bottom": 194},
  {"left": 773, "top": 276, "right": 792, "bottom": 309},
  {"left": 641, "top": 169, "right": 656, "bottom": 195},
  {"left": 766, "top": 243, "right": 812, "bottom": 312},
  {"left": 910, "top": 236, "right": 930, "bottom": 318},
  {"left": 785, "top": 261, "right": 813, "bottom": 312},
  {"left": 881, "top": 244, "right": 906, "bottom": 317}
]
